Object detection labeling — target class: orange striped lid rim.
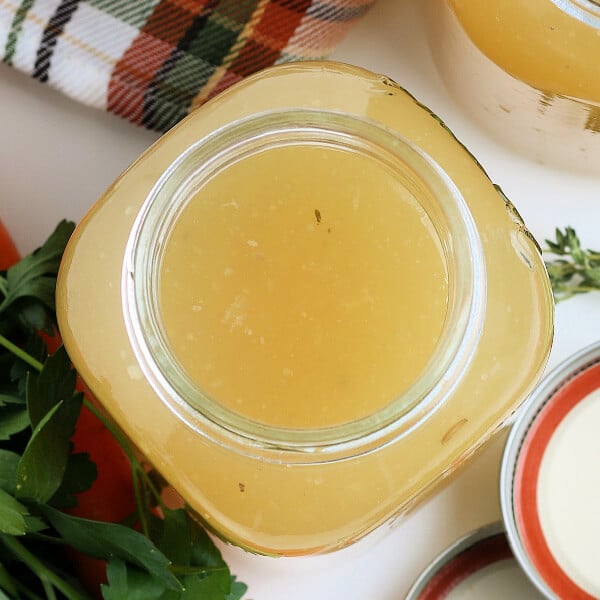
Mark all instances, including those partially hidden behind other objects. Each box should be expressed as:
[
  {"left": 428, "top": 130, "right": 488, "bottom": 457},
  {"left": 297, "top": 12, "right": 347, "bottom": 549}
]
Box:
[{"left": 503, "top": 345, "right": 600, "bottom": 600}]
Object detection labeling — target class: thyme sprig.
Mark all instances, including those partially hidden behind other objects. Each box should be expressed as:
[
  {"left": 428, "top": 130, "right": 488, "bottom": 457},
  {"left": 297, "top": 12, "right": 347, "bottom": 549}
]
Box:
[{"left": 544, "top": 226, "right": 600, "bottom": 302}]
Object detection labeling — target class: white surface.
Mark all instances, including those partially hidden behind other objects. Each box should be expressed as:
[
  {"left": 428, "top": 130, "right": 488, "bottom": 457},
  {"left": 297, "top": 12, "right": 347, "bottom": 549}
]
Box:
[{"left": 1, "top": 0, "right": 600, "bottom": 598}]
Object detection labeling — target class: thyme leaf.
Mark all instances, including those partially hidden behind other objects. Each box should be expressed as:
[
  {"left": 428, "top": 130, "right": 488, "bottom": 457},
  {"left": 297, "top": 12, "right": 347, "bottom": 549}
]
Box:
[{"left": 544, "top": 226, "right": 600, "bottom": 302}]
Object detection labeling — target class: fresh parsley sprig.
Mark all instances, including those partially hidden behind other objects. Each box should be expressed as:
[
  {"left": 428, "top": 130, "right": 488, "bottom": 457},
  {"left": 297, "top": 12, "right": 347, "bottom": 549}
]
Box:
[
  {"left": 0, "top": 220, "right": 73, "bottom": 333},
  {"left": 544, "top": 226, "right": 600, "bottom": 302},
  {"left": 0, "top": 222, "right": 247, "bottom": 600}
]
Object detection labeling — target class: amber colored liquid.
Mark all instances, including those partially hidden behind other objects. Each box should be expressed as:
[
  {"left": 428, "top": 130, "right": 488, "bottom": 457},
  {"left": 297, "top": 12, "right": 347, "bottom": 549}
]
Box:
[
  {"left": 448, "top": 0, "right": 600, "bottom": 102},
  {"left": 56, "top": 62, "right": 554, "bottom": 555},
  {"left": 160, "top": 145, "right": 447, "bottom": 428}
]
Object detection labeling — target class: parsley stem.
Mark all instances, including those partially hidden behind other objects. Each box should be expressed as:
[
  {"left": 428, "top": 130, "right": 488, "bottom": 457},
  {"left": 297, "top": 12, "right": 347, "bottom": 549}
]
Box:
[
  {"left": 131, "top": 466, "right": 150, "bottom": 537},
  {"left": 0, "top": 535, "right": 90, "bottom": 600},
  {"left": 0, "top": 333, "right": 43, "bottom": 371},
  {"left": 82, "top": 398, "right": 167, "bottom": 525},
  {"left": 41, "top": 578, "right": 57, "bottom": 600},
  {"left": 136, "top": 464, "right": 167, "bottom": 510},
  {"left": 81, "top": 399, "right": 136, "bottom": 464}
]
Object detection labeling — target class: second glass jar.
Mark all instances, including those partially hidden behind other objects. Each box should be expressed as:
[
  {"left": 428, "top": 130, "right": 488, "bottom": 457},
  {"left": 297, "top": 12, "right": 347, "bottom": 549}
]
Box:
[{"left": 427, "top": 0, "right": 600, "bottom": 173}]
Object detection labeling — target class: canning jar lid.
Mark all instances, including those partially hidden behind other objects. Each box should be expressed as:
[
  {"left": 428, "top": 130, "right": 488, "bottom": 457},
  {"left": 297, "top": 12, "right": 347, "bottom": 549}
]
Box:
[
  {"left": 407, "top": 341, "right": 600, "bottom": 599},
  {"left": 500, "top": 341, "right": 600, "bottom": 599},
  {"left": 405, "top": 522, "right": 543, "bottom": 599}
]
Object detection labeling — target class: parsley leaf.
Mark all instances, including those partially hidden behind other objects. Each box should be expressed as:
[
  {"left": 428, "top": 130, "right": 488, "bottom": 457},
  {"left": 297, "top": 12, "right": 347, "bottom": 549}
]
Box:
[
  {"left": 0, "top": 405, "right": 29, "bottom": 440},
  {"left": 26, "top": 345, "right": 76, "bottom": 428},
  {"left": 102, "top": 559, "right": 169, "bottom": 600},
  {"left": 0, "top": 450, "right": 19, "bottom": 492},
  {"left": 17, "top": 349, "right": 83, "bottom": 503},
  {"left": 44, "top": 507, "right": 182, "bottom": 591},
  {"left": 0, "top": 487, "right": 28, "bottom": 535},
  {"left": 0, "top": 220, "right": 74, "bottom": 332},
  {"left": 49, "top": 451, "right": 98, "bottom": 509},
  {"left": 0, "top": 220, "right": 248, "bottom": 600}
]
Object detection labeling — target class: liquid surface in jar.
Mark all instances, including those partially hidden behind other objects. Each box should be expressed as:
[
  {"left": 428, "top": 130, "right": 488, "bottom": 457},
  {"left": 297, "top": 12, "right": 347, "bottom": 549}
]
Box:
[
  {"left": 537, "top": 388, "right": 600, "bottom": 596},
  {"left": 159, "top": 144, "right": 449, "bottom": 428}
]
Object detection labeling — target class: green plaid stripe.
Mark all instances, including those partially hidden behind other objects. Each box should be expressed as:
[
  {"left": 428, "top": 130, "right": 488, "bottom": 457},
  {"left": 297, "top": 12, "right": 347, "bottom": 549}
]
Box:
[
  {"left": 85, "top": 0, "right": 159, "bottom": 28},
  {"left": 3, "top": 0, "right": 34, "bottom": 66},
  {"left": 0, "top": 0, "right": 375, "bottom": 132},
  {"left": 141, "top": 0, "right": 262, "bottom": 131}
]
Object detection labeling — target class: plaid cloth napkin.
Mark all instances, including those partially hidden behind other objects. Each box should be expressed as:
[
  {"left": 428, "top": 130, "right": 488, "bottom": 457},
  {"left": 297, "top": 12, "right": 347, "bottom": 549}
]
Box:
[{"left": 0, "top": 0, "right": 374, "bottom": 132}]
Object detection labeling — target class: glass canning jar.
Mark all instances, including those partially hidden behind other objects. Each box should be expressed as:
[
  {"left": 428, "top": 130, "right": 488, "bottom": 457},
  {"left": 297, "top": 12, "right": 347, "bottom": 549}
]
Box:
[
  {"left": 427, "top": 0, "right": 600, "bottom": 173},
  {"left": 56, "top": 61, "right": 554, "bottom": 556}
]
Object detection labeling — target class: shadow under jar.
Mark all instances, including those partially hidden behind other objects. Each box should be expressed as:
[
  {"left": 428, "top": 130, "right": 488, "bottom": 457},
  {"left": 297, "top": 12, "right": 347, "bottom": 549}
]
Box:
[
  {"left": 56, "top": 61, "right": 554, "bottom": 557},
  {"left": 427, "top": 0, "right": 600, "bottom": 173}
]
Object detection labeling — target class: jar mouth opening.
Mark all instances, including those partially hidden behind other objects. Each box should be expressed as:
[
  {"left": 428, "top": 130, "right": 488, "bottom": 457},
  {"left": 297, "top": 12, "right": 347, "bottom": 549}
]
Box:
[{"left": 123, "top": 109, "right": 486, "bottom": 456}]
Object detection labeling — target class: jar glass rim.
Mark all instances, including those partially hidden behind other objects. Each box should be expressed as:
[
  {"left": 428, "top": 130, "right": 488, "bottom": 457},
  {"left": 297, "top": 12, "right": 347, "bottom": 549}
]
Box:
[
  {"left": 551, "top": 0, "right": 600, "bottom": 27},
  {"left": 123, "top": 108, "right": 487, "bottom": 459}
]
